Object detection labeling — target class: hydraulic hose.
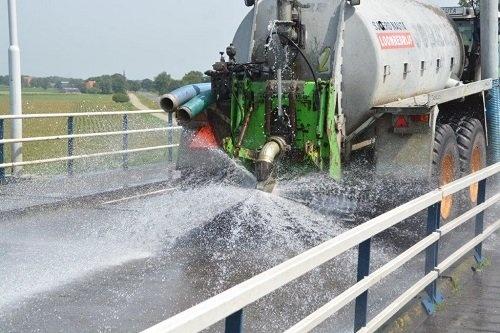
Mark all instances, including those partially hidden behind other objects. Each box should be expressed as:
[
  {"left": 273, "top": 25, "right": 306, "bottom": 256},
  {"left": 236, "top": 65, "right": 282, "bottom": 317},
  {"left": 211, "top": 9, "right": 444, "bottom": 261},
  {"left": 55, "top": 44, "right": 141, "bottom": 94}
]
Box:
[{"left": 274, "top": 32, "right": 321, "bottom": 109}]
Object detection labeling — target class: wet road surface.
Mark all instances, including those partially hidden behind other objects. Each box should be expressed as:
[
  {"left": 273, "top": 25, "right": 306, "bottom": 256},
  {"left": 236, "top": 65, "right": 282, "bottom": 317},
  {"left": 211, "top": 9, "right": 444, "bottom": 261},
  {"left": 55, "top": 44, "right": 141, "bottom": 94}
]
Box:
[
  {"left": 416, "top": 236, "right": 500, "bottom": 333},
  {"left": 0, "top": 165, "right": 498, "bottom": 332}
]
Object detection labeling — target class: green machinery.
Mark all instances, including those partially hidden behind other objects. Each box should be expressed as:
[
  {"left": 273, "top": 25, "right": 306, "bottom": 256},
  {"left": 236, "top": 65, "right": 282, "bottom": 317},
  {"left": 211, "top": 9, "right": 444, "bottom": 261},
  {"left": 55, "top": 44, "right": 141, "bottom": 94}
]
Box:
[
  {"left": 221, "top": 79, "right": 341, "bottom": 184},
  {"left": 159, "top": 0, "right": 496, "bottom": 200}
]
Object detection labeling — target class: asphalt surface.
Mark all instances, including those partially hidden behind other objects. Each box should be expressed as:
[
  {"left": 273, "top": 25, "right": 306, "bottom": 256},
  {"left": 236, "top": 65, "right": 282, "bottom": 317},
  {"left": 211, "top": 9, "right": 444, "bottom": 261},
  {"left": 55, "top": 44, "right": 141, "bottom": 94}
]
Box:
[
  {"left": 417, "top": 238, "right": 500, "bottom": 333},
  {"left": 416, "top": 177, "right": 500, "bottom": 333},
  {"left": 0, "top": 163, "right": 175, "bottom": 215},
  {"left": 0, "top": 164, "right": 498, "bottom": 333}
]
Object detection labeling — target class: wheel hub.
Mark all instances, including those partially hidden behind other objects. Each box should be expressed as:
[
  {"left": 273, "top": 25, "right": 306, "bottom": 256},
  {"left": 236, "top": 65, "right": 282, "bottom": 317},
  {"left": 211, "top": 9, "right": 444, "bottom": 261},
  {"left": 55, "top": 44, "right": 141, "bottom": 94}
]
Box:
[
  {"left": 440, "top": 153, "right": 455, "bottom": 219},
  {"left": 469, "top": 145, "right": 482, "bottom": 203}
]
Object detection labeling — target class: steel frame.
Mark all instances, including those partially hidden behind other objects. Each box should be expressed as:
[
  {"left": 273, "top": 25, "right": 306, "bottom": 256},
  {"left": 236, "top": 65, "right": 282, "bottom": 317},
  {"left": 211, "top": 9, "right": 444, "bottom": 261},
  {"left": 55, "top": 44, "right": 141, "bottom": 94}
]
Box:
[{"left": 374, "top": 79, "right": 493, "bottom": 109}]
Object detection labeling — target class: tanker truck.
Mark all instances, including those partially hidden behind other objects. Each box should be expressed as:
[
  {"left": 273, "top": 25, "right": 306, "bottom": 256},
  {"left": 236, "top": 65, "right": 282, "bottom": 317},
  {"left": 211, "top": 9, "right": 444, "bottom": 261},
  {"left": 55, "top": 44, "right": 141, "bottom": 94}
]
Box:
[{"left": 160, "top": 0, "right": 498, "bottom": 220}]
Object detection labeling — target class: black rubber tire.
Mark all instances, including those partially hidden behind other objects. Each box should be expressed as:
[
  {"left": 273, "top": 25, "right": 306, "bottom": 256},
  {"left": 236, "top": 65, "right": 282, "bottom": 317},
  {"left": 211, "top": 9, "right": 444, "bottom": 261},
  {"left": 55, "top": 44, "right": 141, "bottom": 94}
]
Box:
[
  {"left": 432, "top": 123, "right": 460, "bottom": 220},
  {"left": 455, "top": 117, "right": 487, "bottom": 205}
]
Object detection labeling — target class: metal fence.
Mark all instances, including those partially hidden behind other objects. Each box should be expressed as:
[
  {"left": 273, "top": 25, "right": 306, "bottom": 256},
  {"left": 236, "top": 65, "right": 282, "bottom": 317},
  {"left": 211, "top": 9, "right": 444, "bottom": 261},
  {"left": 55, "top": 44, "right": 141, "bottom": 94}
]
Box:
[
  {"left": 141, "top": 163, "right": 500, "bottom": 333},
  {"left": 0, "top": 110, "right": 181, "bottom": 179}
]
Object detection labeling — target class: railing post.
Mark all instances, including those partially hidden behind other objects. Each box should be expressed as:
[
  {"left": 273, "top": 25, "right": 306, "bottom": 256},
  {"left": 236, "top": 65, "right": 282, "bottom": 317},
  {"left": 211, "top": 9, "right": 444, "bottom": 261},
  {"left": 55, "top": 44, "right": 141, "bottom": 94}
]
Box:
[
  {"left": 67, "top": 116, "right": 74, "bottom": 176},
  {"left": 422, "top": 202, "right": 444, "bottom": 314},
  {"left": 354, "top": 238, "right": 371, "bottom": 331},
  {"left": 474, "top": 179, "right": 487, "bottom": 263},
  {"left": 122, "top": 114, "right": 129, "bottom": 170},
  {"left": 224, "top": 309, "right": 243, "bottom": 333},
  {"left": 167, "top": 112, "right": 173, "bottom": 163},
  {"left": 0, "top": 119, "right": 4, "bottom": 182}
]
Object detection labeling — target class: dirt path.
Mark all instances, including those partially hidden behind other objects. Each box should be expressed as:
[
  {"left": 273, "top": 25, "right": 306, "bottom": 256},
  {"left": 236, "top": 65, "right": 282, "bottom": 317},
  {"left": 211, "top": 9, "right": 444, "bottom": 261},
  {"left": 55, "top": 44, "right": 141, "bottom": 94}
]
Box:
[{"left": 127, "top": 92, "right": 168, "bottom": 122}]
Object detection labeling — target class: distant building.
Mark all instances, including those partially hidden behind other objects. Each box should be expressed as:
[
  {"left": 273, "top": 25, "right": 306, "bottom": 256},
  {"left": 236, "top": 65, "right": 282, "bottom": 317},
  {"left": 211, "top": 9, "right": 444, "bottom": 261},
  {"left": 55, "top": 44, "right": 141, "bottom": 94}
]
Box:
[
  {"left": 58, "top": 81, "right": 81, "bottom": 94},
  {"left": 61, "top": 87, "right": 81, "bottom": 94},
  {"left": 84, "top": 80, "right": 96, "bottom": 89}
]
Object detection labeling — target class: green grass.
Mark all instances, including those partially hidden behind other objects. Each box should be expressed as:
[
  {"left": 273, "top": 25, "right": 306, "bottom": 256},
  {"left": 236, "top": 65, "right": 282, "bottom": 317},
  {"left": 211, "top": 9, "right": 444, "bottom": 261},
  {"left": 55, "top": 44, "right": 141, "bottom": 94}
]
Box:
[
  {"left": 0, "top": 92, "right": 178, "bottom": 175},
  {"left": 0, "top": 85, "right": 59, "bottom": 94}
]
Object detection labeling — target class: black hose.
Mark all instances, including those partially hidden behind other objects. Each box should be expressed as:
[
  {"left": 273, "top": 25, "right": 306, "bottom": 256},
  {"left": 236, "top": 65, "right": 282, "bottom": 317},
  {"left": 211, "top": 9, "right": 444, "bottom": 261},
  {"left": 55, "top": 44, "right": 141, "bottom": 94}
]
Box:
[{"left": 275, "top": 32, "right": 322, "bottom": 109}]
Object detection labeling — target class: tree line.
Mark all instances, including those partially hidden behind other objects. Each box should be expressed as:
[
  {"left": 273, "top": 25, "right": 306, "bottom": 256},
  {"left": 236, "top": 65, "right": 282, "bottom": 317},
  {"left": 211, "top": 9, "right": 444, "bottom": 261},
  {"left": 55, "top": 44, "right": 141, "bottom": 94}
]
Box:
[
  {"left": 0, "top": 70, "right": 210, "bottom": 95},
  {"left": 0, "top": 75, "right": 85, "bottom": 90}
]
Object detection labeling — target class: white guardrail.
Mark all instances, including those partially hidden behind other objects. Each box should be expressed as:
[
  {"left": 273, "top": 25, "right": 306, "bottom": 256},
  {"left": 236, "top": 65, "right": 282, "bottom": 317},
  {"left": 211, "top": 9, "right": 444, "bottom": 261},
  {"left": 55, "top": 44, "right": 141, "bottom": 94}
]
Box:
[
  {"left": 141, "top": 163, "right": 500, "bottom": 333},
  {"left": 0, "top": 110, "right": 181, "bottom": 175}
]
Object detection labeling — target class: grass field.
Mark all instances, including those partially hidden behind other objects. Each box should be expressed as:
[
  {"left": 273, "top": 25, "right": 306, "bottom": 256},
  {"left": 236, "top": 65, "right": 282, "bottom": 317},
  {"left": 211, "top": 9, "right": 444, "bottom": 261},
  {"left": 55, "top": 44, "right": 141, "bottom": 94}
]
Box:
[
  {"left": 137, "top": 92, "right": 160, "bottom": 110},
  {"left": 0, "top": 85, "right": 59, "bottom": 94},
  {"left": 0, "top": 91, "right": 179, "bottom": 176}
]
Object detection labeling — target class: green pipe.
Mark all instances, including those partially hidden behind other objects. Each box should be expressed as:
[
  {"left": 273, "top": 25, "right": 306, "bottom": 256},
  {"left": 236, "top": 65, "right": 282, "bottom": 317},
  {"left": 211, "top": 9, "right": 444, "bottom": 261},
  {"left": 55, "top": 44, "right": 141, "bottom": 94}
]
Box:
[{"left": 176, "top": 90, "right": 215, "bottom": 122}]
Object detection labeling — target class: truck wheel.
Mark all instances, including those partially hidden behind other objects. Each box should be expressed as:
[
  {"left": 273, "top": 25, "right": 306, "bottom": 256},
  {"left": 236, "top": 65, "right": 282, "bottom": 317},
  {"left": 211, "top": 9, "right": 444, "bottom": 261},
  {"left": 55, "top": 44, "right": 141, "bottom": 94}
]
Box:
[
  {"left": 455, "top": 118, "right": 487, "bottom": 205},
  {"left": 432, "top": 123, "right": 460, "bottom": 220}
]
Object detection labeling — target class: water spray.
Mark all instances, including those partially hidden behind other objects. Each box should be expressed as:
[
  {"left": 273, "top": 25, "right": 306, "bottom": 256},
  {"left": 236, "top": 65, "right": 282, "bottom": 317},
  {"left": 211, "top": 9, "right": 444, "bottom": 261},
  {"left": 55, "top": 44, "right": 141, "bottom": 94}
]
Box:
[{"left": 277, "top": 68, "right": 284, "bottom": 118}]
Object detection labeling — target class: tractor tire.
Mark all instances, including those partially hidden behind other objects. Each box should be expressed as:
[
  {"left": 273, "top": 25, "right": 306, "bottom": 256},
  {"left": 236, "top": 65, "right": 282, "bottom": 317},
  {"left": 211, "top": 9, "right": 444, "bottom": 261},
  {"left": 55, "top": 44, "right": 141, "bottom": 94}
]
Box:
[
  {"left": 432, "top": 123, "right": 460, "bottom": 220},
  {"left": 455, "top": 117, "right": 487, "bottom": 205}
]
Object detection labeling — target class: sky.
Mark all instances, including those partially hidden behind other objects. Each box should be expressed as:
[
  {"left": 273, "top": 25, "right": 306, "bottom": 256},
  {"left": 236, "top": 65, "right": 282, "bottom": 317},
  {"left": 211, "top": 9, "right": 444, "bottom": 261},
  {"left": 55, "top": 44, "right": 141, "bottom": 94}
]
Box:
[{"left": 0, "top": 0, "right": 459, "bottom": 80}]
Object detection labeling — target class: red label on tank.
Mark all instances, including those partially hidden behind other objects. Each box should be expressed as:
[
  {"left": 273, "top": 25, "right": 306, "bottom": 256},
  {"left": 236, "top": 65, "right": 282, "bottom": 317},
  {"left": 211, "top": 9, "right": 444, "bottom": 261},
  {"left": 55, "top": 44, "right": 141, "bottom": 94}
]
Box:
[{"left": 377, "top": 31, "right": 415, "bottom": 49}]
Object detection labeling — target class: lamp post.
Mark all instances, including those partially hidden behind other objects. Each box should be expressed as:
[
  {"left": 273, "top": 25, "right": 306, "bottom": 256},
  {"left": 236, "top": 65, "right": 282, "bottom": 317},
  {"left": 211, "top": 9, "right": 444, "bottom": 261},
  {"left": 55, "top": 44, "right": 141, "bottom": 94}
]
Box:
[
  {"left": 7, "top": 0, "right": 23, "bottom": 176},
  {"left": 480, "top": 0, "right": 499, "bottom": 81}
]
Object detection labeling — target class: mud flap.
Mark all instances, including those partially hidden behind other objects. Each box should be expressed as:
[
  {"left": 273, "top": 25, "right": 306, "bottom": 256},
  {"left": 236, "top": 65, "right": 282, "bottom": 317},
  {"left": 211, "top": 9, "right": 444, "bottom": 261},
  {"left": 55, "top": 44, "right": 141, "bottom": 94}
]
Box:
[{"left": 374, "top": 112, "right": 435, "bottom": 180}]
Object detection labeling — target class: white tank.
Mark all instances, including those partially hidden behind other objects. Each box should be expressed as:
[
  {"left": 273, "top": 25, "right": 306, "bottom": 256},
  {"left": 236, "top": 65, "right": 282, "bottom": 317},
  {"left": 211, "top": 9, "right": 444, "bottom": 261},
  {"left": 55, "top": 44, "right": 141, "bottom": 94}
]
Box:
[{"left": 233, "top": 0, "right": 464, "bottom": 134}]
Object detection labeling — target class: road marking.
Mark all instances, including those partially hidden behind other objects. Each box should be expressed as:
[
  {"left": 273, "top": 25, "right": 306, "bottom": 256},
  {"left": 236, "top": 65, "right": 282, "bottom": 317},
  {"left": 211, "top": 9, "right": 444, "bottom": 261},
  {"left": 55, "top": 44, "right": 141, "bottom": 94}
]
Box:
[{"left": 102, "top": 188, "right": 177, "bottom": 205}]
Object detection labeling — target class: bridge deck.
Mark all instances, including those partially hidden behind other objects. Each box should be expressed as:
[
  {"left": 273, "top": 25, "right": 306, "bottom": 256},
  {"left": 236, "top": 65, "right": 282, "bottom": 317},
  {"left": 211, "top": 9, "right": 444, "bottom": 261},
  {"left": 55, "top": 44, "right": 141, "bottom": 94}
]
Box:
[
  {"left": 416, "top": 232, "right": 500, "bottom": 333},
  {"left": 0, "top": 162, "right": 174, "bottom": 216}
]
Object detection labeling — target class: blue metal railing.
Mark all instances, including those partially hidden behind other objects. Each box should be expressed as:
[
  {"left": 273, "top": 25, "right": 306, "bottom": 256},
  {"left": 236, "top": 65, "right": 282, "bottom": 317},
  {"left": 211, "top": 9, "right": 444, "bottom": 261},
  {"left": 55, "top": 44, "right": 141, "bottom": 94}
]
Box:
[
  {"left": 474, "top": 179, "right": 487, "bottom": 261},
  {"left": 354, "top": 238, "right": 371, "bottom": 330},
  {"left": 225, "top": 310, "right": 244, "bottom": 333},
  {"left": 0, "top": 110, "right": 180, "bottom": 180},
  {"left": 0, "top": 119, "right": 4, "bottom": 181},
  {"left": 167, "top": 112, "right": 173, "bottom": 163},
  {"left": 67, "top": 116, "right": 75, "bottom": 176},
  {"left": 422, "top": 202, "right": 444, "bottom": 313},
  {"left": 141, "top": 164, "right": 499, "bottom": 333},
  {"left": 122, "top": 114, "right": 129, "bottom": 170}
]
